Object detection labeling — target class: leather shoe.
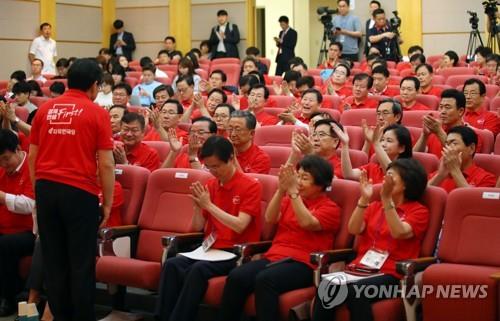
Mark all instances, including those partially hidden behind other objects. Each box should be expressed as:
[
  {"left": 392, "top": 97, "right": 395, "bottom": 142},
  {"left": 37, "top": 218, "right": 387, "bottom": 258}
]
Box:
[{"left": 0, "top": 298, "right": 14, "bottom": 317}]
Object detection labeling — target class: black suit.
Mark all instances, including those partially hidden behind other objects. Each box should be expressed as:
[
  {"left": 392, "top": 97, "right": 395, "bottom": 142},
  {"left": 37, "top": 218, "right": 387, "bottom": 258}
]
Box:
[
  {"left": 209, "top": 23, "right": 240, "bottom": 59},
  {"left": 109, "top": 31, "right": 136, "bottom": 61},
  {"left": 275, "top": 28, "right": 297, "bottom": 76}
]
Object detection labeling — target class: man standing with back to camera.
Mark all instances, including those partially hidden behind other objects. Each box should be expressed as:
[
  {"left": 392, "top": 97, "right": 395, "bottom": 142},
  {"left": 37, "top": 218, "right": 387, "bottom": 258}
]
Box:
[{"left": 28, "top": 58, "right": 115, "bottom": 320}]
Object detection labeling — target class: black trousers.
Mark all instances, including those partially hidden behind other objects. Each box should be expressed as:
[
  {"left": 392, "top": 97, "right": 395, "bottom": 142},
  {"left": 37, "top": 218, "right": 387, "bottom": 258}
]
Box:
[
  {"left": 275, "top": 56, "right": 291, "bottom": 76},
  {"left": 340, "top": 53, "right": 360, "bottom": 62},
  {"left": 26, "top": 238, "right": 43, "bottom": 292},
  {"left": 35, "top": 180, "right": 99, "bottom": 321},
  {"left": 312, "top": 274, "right": 400, "bottom": 321},
  {"left": 155, "top": 255, "right": 237, "bottom": 321},
  {"left": 217, "top": 258, "right": 313, "bottom": 321},
  {"left": 0, "top": 231, "right": 35, "bottom": 302}
]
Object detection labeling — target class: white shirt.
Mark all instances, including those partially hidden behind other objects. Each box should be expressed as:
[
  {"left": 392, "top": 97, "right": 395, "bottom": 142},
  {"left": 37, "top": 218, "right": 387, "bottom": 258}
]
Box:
[
  {"left": 4, "top": 152, "right": 35, "bottom": 215},
  {"left": 216, "top": 24, "right": 227, "bottom": 52},
  {"left": 116, "top": 32, "right": 124, "bottom": 55},
  {"left": 29, "top": 36, "right": 57, "bottom": 74},
  {"left": 94, "top": 91, "right": 113, "bottom": 107}
]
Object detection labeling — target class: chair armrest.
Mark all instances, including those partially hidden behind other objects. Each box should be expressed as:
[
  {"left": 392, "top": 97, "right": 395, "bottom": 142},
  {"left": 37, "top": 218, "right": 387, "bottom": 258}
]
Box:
[
  {"left": 99, "top": 225, "right": 139, "bottom": 241},
  {"left": 396, "top": 257, "right": 438, "bottom": 276},
  {"left": 310, "top": 248, "right": 355, "bottom": 287},
  {"left": 490, "top": 271, "right": 500, "bottom": 281},
  {"left": 234, "top": 241, "right": 273, "bottom": 265},
  {"left": 161, "top": 232, "right": 204, "bottom": 263}
]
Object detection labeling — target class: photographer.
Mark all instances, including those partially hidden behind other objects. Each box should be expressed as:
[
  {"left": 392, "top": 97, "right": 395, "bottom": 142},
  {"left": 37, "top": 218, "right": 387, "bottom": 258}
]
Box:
[
  {"left": 331, "top": 0, "right": 362, "bottom": 61},
  {"left": 368, "top": 8, "right": 401, "bottom": 62}
]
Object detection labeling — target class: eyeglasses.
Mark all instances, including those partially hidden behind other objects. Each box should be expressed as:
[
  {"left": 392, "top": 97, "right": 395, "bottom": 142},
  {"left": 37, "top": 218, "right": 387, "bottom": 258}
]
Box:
[
  {"left": 312, "top": 132, "right": 333, "bottom": 139},
  {"left": 463, "top": 91, "right": 480, "bottom": 97}
]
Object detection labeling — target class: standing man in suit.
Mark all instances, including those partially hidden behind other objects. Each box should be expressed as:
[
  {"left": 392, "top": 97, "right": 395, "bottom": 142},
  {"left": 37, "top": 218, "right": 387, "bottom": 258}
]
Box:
[
  {"left": 209, "top": 10, "right": 240, "bottom": 59},
  {"left": 109, "top": 19, "right": 136, "bottom": 62},
  {"left": 364, "top": 1, "right": 381, "bottom": 55},
  {"left": 275, "top": 16, "right": 298, "bottom": 76}
]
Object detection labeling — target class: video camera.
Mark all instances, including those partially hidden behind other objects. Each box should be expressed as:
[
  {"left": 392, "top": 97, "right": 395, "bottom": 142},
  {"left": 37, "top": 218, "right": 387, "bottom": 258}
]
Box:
[
  {"left": 483, "top": 0, "right": 499, "bottom": 18},
  {"left": 467, "top": 11, "right": 480, "bottom": 30},
  {"left": 317, "top": 6, "right": 338, "bottom": 31},
  {"left": 389, "top": 11, "right": 402, "bottom": 34}
]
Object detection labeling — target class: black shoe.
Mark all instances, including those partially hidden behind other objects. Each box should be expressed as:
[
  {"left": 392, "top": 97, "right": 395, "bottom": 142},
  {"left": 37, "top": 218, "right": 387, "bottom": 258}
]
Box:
[{"left": 0, "top": 298, "right": 14, "bottom": 317}]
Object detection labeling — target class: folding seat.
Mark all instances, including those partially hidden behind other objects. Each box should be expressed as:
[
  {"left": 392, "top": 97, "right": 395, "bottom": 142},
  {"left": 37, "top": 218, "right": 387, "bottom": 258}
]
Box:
[
  {"left": 475, "top": 128, "right": 495, "bottom": 154},
  {"left": 489, "top": 95, "right": 500, "bottom": 112},
  {"left": 387, "top": 85, "right": 400, "bottom": 94},
  {"left": 496, "top": 133, "right": 500, "bottom": 155},
  {"left": 155, "top": 77, "right": 171, "bottom": 85},
  {"left": 473, "top": 154, "right": 500, "bottom": 178},
  {"left": 196, "top": 68, "right": 208, "bottom": 80},
  {"left": 399, "top": 69, "right": 414, "bottom": 78},
  {"left": 445, "top": 75, "right": 488, "bottom": 88},
  {"left": 313, "top": 76, "right": 323, "bottom": 86},
  {"left": 427, "top": 55, "right": 444, "bottom": 65},
  {"left": 0, "top": 80, "right": 8, "bottom": 91},
  {"left": 266, "top": 85, "right": 276, "bottom": 95},
  {"left": 258, "top": 58, "right": 271, "bottom": 73},
  {"left": 322, "top": 95, "right": 342, "bottom": 111},
  {"left": 340, "top": 109, "right": 377, "bottom": 127},
  {"left": 369, "top": 151, "right": 439, "bottom": 175},
  {"left": 41, "top": 87, "right": 51, "bottom": 97},
  {"left": 156, "top": 64, "right": 178, "bottom": 73},
  {"left": 388, "top": 76, "right": 402, "bottom": 86},
  {"left": 29, "top": 96, "right": 49, "bottom": 108},
  {"left": 310, "top": 185, "right": 447, "bottom": 321},
  {"left": 96, "top": 168, "right": 213, "bottom": 293},
  {"left": 350, "top": 68, "right": 363, "bottom": 76},
  {"left": 318, "top": 108, "right": 341, "bottom": 122},
  {"left": 268, "top": 95, "right": 294, "bottom": 108},
  {"left": 407, "top": 126, "right": 423, "bottom": 144},
  {"left": 386, "top": 61, "right": 397, "bottom": 69},
  {"left": 431, "top": 75, "right": 446, "bottom": 85},
  {"left": 343, "top": 126, "right": 365, "bottom": 150},
  {"left": 125, "top": 77, "right": 138, "bottom": 88},
  {"left": 126, "top": 71, "right": 142, "bottom": 80},
  {"left": 142, "top": 141, "right": 170, "bottom": 163},
  {"left": 127, "top": 106, "right": 142, "bottom": 113},
  {"left": 401, "top": 110, "right": 439, "bottom": 128},
  {"left": 113, "top": 165, "right": 150, "bottom": 226},
  {"left": 394, "top": 94, "right": 440, "bottom": 110},
  {"left": 388, "top": 68, "right": 399, "bottom": 76},
  {"left": 438, "top": 67, "right": 475, "bottom": 78},
  {"left": 211, "top": 58, "right": 241, "bottom": 65},
  {"left": 336, "top": 149, "right": 368, "bottom": 169},
  {"left": 485, "top": 84, "right": 499, "bottom": 99},
  {"left": 308, "top": 69, "right": 322, "bottom": 76},
  {"left": 15, "top": 107, "right": 29, "bottom": 122},
  {"left": 260, "top": 146, "right": 291, "bottom": 175},
  {"left": 198, "top": 58, "right": 211, "bottom": 65},
  {"left": 263, "top": 107, "right": 285, "bottom": 118},
  {"left": 209, "top": 64, "right": 240, "bottom": 87},
  {"left": 199, "top": 63, "right": 210, "bottom": 72},
  {"left": 419, "top": 188, "right": 500, "bottom": 321},
  {"left": 266, "top": 75, "right": 283, "bottom": 85},
  {"left": 254, "top": 125, "right": 308, "bottom": 147}
]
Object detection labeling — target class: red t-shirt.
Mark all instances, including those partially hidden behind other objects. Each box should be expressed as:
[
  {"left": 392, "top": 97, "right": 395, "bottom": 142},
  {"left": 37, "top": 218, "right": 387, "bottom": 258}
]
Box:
[
  {"left": 174, "top": 150, "right": 205, "bottom": 169},
  {"left": 426, "top": 126, "right": 483, "bottom": 159},
  {"left": 321, "top": 83, "right": 352, "bottom": 100},
  {"left": 0, "top": 155, "right": 33, "bottom": 234},
  {"left": 264, "top": 194, "right": 341, "bottom": 268},
  {"left": 18, "top": 132, "right": 29, "bottom": 152},
  {"left": 429, "top": 163, "right": 497, "bottom": 193},
  {"left": 403, "top": 101, "right": 430, "bottom": 111},
  {"left": 99, "top": 181, "right": 124, "bottom": 227},
  {"left": 350, "top": 201, "right": 429, "bottom": 278},
  {"left": 421, "top": 85, "right": 443, "bottom": 98},
  {"left": 143, "top": 127, "right": 189, "bottom": 144},
  {"left": 465, "top": 110, "right": 500, "bottom": 135},
  {"left": 203, "top": 171, "right": 262, "bottom": 249},
  {"left": 341, "top": 96, "right": 379, "bottom": 112},
  {"left": 359, "top": 162, "right": 385, "bottom": 184},
  {"left": 126, "top": 142, "right": 160, "bottom": 172},
  {"left": 239, "top": 96, "right": 249, "bottom": 110},
  {"left": 142, "top": 125, "right": 156, "bottom": 141},
  {"left": 181, "top": 99, "right": 192, "bottom": 110},
  {"left": 372, "top": 86, "right": 399, "bottom": 97},
  {"left": 237, "top": 144, "right": 271, "bottom": 174},
  {"left": 255, "top": 110, "right": 278, "bottom": 126},
  {"left": 327, "top": 154, "right": 343, "bottom": 179},
  {"left": 396, "top": 62, "right": 411, "bottom": 72},
  {"left": 30, "top": 89, "right": 113, "bottom": 195}
]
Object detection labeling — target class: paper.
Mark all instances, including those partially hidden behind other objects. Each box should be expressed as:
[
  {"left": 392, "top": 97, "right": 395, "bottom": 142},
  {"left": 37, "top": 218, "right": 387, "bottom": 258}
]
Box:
[
  {"left": 322, "top": 271, "right": 383, "bottom": 284},
  {"left": 179, "top": 245, "right": 236, "bottom": 262}
]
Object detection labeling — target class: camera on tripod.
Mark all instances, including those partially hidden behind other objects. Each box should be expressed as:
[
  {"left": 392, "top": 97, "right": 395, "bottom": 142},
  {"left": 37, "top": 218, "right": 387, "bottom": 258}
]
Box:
[
  {"left": 389, "top": 11, "right": 401, "bottom": 32},
  {"left": 483, "top": 0, "right": 499, "bottom": 18},
  {"left": 468, "top": 11, "right": 480, "bottom": 30},
  {"left": 317, "top": 6, "right": 338, "bottom": 35}
]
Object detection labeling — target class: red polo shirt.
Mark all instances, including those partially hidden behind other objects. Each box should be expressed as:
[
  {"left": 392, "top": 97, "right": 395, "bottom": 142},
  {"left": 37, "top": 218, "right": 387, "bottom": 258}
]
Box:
[
  {"left": 99, "top": 181, "right": 124, "bottom": 227},
  {"left": 126, "top": 142, "right": 160, "bottom": 172},
  {"left": 143, "top": 127, "right": 189, "bottom": 144},
  {"left": 396, "top": 62, "right": 411, "bottom": 72},
  {"left": 18, "top": 132, "right": 29, "bottom": 152},
  {"left": 372, "top": 86, "right": 399, "bottom": 97},
  {"left": 464, "top": 109, "right": 500, "bottom": 135},
  {"left": 321, "top": 83, "right": 352, "bottom": 99},
  {"left": 237, "top": 143, "right": 271, "bottom": 174},
  {"left": 239, "top": 96, "right": 249, "bottom": 110},
  {"left": 421, "top": 85, "right": 443, "bottom": 98},
  {"left": 0, "top": 155, "right": 33, "bottom": 234},
  {"left": 30, "top": 89, "right": 113, "bottom": 196},
  {"left": 181, "top": 98, "right": 193, "bottom": 110},
  {"left": 203, "top": 170, "right": 262, "bottom": 249},
  {"left": 358, "top": 162, "right": 385, "bottom": 184},
  {"left": 327, "top": 154, "right": 343, "bottom": 179},
  {"left": 429, "top": 163, "right": 497, "bottom": 193},
  {"left": 426, "top": 126, "right": 483, "bottom": 159},
  {"left": 403, "top": 101, "right": 430, "bottom": 111},
  {"left": 350, "top": 201, "right": 429, "bottom": 278},
  {"left": 264, "top": 194, "right": 340, "bottom": 268},
  {"left": 341, "top": 96, "right": 379, "bottom": 112},
  {"left": 318, "top": 61, "right": 337, "bottom": 69},
  {"left": 174, "top": 150, "right": 205, "bottom": 169},
  {"left": 255, "top": 110, "right": 278, "bottom": 126}
]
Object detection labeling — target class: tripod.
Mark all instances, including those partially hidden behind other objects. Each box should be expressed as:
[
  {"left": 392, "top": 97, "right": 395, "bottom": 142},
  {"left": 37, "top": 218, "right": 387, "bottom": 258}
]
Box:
[
  {"left": 486, "top": 16, "right": 500, "bottom": 53},
  {"left": 317, "top": 28, "right": 330, "bottom": 67},
  {"left": 466, "top": 28, "right": 484, "bottom": 62}
]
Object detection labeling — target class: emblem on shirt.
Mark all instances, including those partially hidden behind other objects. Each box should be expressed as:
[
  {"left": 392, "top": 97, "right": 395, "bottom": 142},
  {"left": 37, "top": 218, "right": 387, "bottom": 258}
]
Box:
[
  {"left": 232, "top": 195, "right": 241, "bottom": 205},
  {"left": 47, "top": 104, "right": 83, "bottom": 125}
]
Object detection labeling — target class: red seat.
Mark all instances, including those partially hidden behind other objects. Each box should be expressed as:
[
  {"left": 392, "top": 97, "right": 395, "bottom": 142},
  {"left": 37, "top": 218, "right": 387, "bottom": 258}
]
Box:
[
  {"left": 260, "top": 146, "right": 291, "bottom": 176},
  {"left": 318, "top": 108, "right": 341, "bottom": 122},
  {"left": 308, "top": 69, "right": 322, "bottom": 76},
  {"left": 401, "top": 111, "right": 439, "bottom": 128},
  {"left": 473, "top": 154, "right": 500, "bottom": 177},
  {"left": 142, "top": 141, "right": 170, "bottom": 163},
  {"left": 429, "top": 83, "right": 451, "bottom": 91},
  {"left": 126, "top": 71, "right": 142, "bottom": 80},
  {"left": 386, "top": 61, "right": 396, "bottom": 69},
  {"left": 258, "top": 58, "right": 271, "bottom": 74},
  {"left": 263, "top": 107, "right": 285, "bottom": 118},
  {"left": 266, "top": 75, "right": 283, "bottom": 85},
  {"left": 312, "top": 75, "right": 323, "bottom": 86},
  {"left": 421, "top": 188, "right": 500, "bottom": 321},
  {"left": 322, "top": 95, "right": 342, "bottom": 111},
  {"left": 489, "top": 95, "right": 500, "bottom": 112},
  {"left": 399, "top": 69, "right": 414, "bottom": 78},
  {"left": 350, "top": 68, "right": 363, "bottom": 76},
  {"left": 125, "top": 77, "right": 138, "bottom": 88},
  {"left": 336, "top": 149, "right": 368, "bottom": 169},
  {"left": 29, "top": 96, "right": 49, "bottom": 107},
  {"left": 343, "top": 126, "right": 365, "bottom": 150},
  {"left": 196, "top": 68, "right": 208, "bottom": 80},
  {"left": 127, "top": 106, "right": 143, "bottom": 113},
  {"left": 394, "top": 94, "right": 440, "bottom": 110},
  {"left": 15, "top": 107, "right": 30, "bottom": 122},
  {"left": 388, "top": 68, "right": 399, "bottom": 76},
  {"left": 431, "top": 75, "right": 446, "bottom": 85},
  {"left": 268, "top": 95, "right": 294, "bottom": 108},
  {"left": 445, "top": 75, "right": 488, "bottom": 88},
  {"left": 41, "top": 87, "right": 51, "bottom": 97},
  {"left": 114, "top": 165, "right": 150, "bottom": 225},
  {"left": 475, "top": 128, "right": 495, "bottom": 154},
  {"left": 209, "top": 64, "right": 240, "bottom": 87},
  {"left": 438, "top": 67, "right": 476, "bottom": 78},
  {"left": 495, "top": 133, "right": 500, "bottom": 155},
  {"left": 155, "top": 77, "right": 171, "bottom": 85},
  {"left": 427, "top": 55, "right": 444, "bottom": 65},
  {"left": 485, "top": 84, "right": 499, "bottom": 99},
  {"left": 340, "top": 109, "right": 377, "bottom": 126},
  {"left": 254, "top": 125, "right": 308, "bottom": 147},
  {"left": 370, "top": 151, "right": 439, "bottom": 175},
  {"left": 211, "top": 58, "right": 241, "bottom": 65},
  {"left": 389, "top": 76, "right": 402, "bottom": 85},
  {"left": 96, "top": 169, "right": 212, "bottom": 291},
  {"left": 157, "top": 64, "right": 178, "bottom": 73},
  {"left": 0, "top": 80, "right": 8, "bottom": 91}
]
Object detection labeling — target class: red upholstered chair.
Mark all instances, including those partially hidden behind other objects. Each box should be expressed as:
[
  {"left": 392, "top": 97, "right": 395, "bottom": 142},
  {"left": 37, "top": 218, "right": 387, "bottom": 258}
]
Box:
[
  {"left": 475, "top": 128, "right": 495, "bottom": 154},
  {"left": 445, "top": 75, "right": 488, "bottom": 88},
  {"left": 263, "top": 107, "right": 286, "bottom": 118},
  {"left": 369, "top": 151, "right": 439, "bottom": 175},
  {"left": 427, "top": 55, "right": 444, "bottom": 65},
  {"left": 350, "top": 68, "right": 363, "bottom": 76},
  {"left": 41, "top": 87, "right": 51, "bottom": 97},
  {"left": 473, "top": 154, "right": 500, "bottom": 177},
  {"left": 485, "top": 84, "right": 499, "bottom": 98},
  {"left": 266, "top": 75, "right": 283, "bottom": 85},
  {"left": 495, "top": 133, "right": 500, "bottom": 155},
  {"left": 196, "top": 68, "right": 208, "bottom": 80},
  {"left": 0, "top": 80, "right": 8, "bottom": 91},
  {"left": 209, "top": 64, "right": 240, "bottom": 87},
  {"left": 43, "top": 78, "right": 67, "bottom": 88},
  {"left": 156, "top": 64, "right": 178, "bottom": 73},
  {"left": 142, "top": 141, "right": 170, "bottom": 163},
  {"left": 114, "top": 165, "right": 150, "bottom": 226},
  {"left": 311, "top": 185, "right": 447, "bottom": 321},
  {"left": 260, "top": 146, "right": 291, "bottom": 175},
  {"left": 155, "top": 77, "right": 171, "bottom": 85},
  {"left": 269, "top": 95, "right": 294, "bottom": 108},
  {"left": 258, "top": 58, "right": 271, "bottom": 73},
  {"left": 388, "top": 68, "right": 399, "bottom": 76},
  {"left": 308, "top": 69, "right": 322, "bottom": 76},
  {"left": 389, "top": 76, "right": 402, "bottom": 85},
  {"left": 340, "top": 109, "right": 377, "bottom": 126},
  {"left": 15, "top": 107, "right": 30, "bottom": 122},
  {"left": 322, "top": 95, "right": 343, "bottom": 111},
  {"left": 336, "top": 149, "right": 368, "bottom": 169},
  {"left": 343, "top": 126, "right": 365, "bottom": 150},
  {"left": 29, "top": 96, "right": 49, "bottom": 108},
  {"left": 420, "top": 188, "right": 500, "bottom": 321},
  {"left": 490, "top": 96, "right": 500, "bottom": 112},
  {"left": 431, "top": 75, "right": 446, "bottom": 85},
  {"left": 394, "top": 95, "right": 440, "bottom": 110},
  {"left": 254, "top": 125, "right": 308, "bottom": 147},
  {"left": 401, "top": 111, "right": 439, "bottom": 128},
  {"left": 96, "top": 169, "right": 212, "bottom": 296},
  {"left": 211, "top": 58, "right": 241, "bottom": 65},
  {"left": 125, "top": 77, "right": 138, "bottom": 88},
  {"left": 437, "top": 67, "right": 475, "bottom": 78},
  {"left": 127, "top": 106, "right": 142, "bottom": 113},
  {"left": 386, "top": 61, "right": 396, "bottom": 69},
  {"left": 313, "top": 76, "right": 323, "bottom": 86},
  {"left": 199, "top": 63, "right": 210, "bottom": 72},
  {"left": 399, "top": 69, "right": 414, "bottom": 78},
  {"left": 318, "top": 108, "right": 341, "bottom": 122},
  {"left": 126, "top": 71, "right": 142, "bottom": 80}
]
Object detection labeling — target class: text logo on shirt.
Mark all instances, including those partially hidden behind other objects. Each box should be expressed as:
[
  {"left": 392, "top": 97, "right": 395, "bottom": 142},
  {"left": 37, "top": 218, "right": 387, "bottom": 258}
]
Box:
[
  {"left": 47, "top": 104, "right": 83, "bottom": 125},
  {"left": 232, "top": 195, "right": 240, "bottom": 205}
]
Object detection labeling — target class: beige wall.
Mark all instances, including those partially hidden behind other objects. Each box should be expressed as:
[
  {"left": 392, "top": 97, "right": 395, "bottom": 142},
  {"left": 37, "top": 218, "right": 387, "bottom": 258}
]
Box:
[
  {"left": 191, "top": 0, "right": 247, "bottom": 57},
  {"left": 116, "top": 0, "right": 169, "bottom": 61}
]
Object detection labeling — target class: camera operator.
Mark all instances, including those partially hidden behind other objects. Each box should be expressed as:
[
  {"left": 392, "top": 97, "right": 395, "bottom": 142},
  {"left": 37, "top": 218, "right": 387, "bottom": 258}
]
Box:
[
  {"left": 368, "top": 8, "right": 401, "bottom": 62},
  {"left": 331, "top": 0, "right": 362, "bottom": 61}
]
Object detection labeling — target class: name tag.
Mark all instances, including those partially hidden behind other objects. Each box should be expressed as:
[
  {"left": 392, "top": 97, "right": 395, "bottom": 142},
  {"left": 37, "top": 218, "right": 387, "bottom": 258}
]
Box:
[
  {"left": 359, "top": 248, "right": 389, "bottom": 270},
  {"left": 202, "top": 232, "right": 217, "bottom": 252}
]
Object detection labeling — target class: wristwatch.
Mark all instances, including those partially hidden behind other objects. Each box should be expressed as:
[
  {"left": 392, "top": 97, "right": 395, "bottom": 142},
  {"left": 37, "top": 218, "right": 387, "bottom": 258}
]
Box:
[
  {"left": 13, "top": 117, "right": 20, "bottom": 124},
  {"left": 289, "top": 192, "right": 299, "bottom": 199},
  {"left": 189, "top": 157, "right": 199, "bottom": 163},
  {"left": 384, "top": 201, "right": 395, "bottom": 211}
]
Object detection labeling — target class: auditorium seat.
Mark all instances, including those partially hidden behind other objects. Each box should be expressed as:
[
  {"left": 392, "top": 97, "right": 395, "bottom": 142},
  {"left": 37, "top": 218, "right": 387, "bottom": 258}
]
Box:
[
  {"left": 41, "top": 87, "right": 51, "bottom": 97},
  {"left": 394, "top": 94, "right": 440, "bottom": 110},
  {"left": 401, "top": 111, "right": 439, "bottom": 128},
  {"left": 438, "top": 67, "right": 475, "bottom": 78},
  {"left": 475, "top": 128, "right": 495, "bottom": 154},
  {"left": 312, "top": 75, "right": 323, "bottom": 86},
  {"left": 195, "top": 68, "right": 208, "bottom": 80},
  {"left": 155, "top": 77, "right": 171, "bottom": 85},
  {"left": 254, "top": 125, "right": 308, "bottom": 147},
  {"left": 322, "top": 95, "right": 342, "bottom": 110},
  {"left": 485, "top": 84, "right": 499, "bottom": 99},
  {"left": 126, "top": 71, "right": 142, "bottom": 80},
  {"left": 421, "top": 188, "right": 500, "bottom": 321},
  {"left": 336, "top": 149, "right": 368, "bottom": 169},
  {"left": 388, "top": 76, "right": 402, "bottom": 85},
  {"left": 114, "top": 165, "right": 150, "bottom": 226},
  {"left": 266, "top": 75, "right": 283, "bottom": 85},
  {"left": 260, "top": 146, "right": 291, "bottom": 175},
  {"left": 370, "top": 151, "right": 439, "bottom": 175},
  {"left": 29, "top": 96, "right": 49, "bottom": 107},
  {"left": 211, "top": 57, "right": 241, "bottom": 65},
  {"left": 388, "top": 68, "right": 399, "bottom": 76},
  {"left": 489, "top": 96, "right": 500, "bottom": 112},
  {"left": 318, "top": 108, "right": 341, "bottom": 122},
  {"left": 473, "top": 154, "right": 500, "bottom": 178},
  {"left": 0, "top": 80, "right": 8, "bottom": 91},
  {"left": 399, "top": 69, "right": 414, "bottom": 78},
  {"left": 96, "top": 168, "right": 212, "bottom": 294},
  {"left": 445, "top": 75, "right": 488, "bottom": 88},
  {"left": 307, "top": 69, "right": 322, "bottom": 76},
  {"left": 44, "top": 79, "right": 67, "bottom": 88},
  {"left": 343, "top": 126, "right": 365, "bottom": 150},
  {"left": 340, "top": 109, "right": 376, "bottom": 126},
  {"left": 431, "top": 75, "right": 446, "bottom": 85},
  {"left": 156, "top": 64, "right": 178, "bottom": 73},
  {"left": 258, "top": 58, "right": 271, "bottom": 73},
  {"left": 125, "top": 77, "right": 138, "bottom": 88},
  {"left": 495, "top": 133, "right": 500, "bottom": 155},
  {"left": 209, "top": 64, "right": 240, "bottom": 87},
  {"left": 15, "top": 107, "right": 29, "bottom": 122},
  {"left": 143, "top": 141, "right": 170, "bottom": 163},
  {"left": 427, "top": 55, "right": 444, "bottom": 65},
  {"left": 263, "top": 107, "right": 285, "bottom": 118},
  {"left": 269, "top": 95, "right": 294, "bottom": 108}
]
